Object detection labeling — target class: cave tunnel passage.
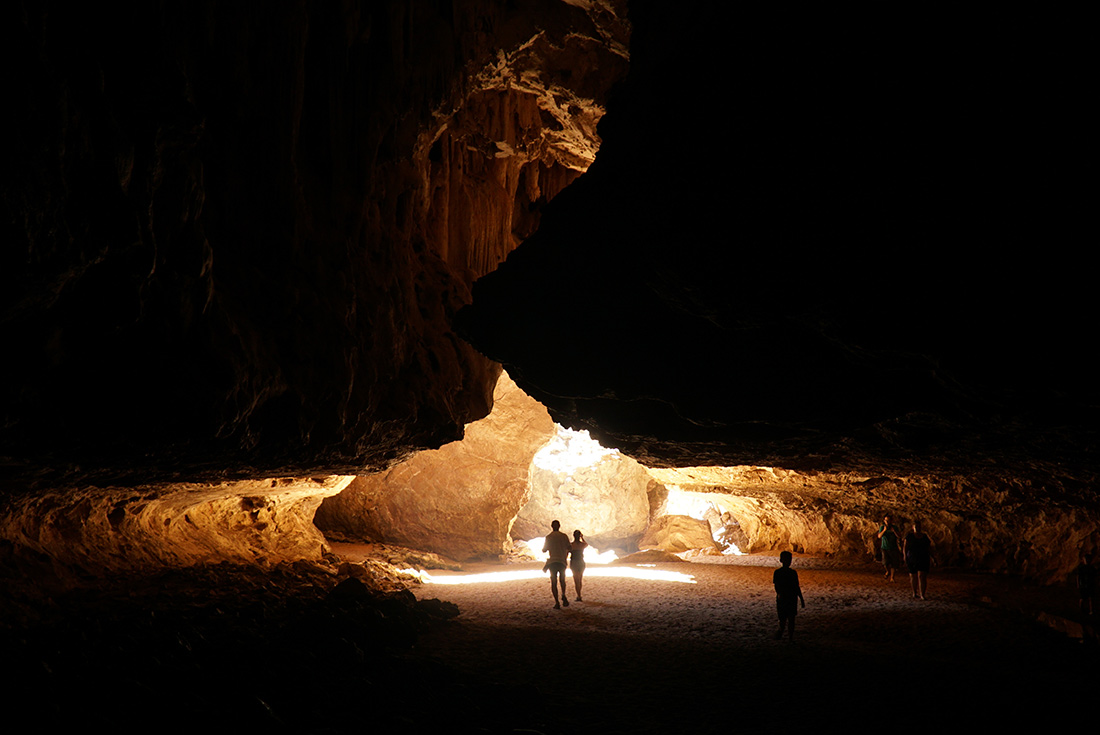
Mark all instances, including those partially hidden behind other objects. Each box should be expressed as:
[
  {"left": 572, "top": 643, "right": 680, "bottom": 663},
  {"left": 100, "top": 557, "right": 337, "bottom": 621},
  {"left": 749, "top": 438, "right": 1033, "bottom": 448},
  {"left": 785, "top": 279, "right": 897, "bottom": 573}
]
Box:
[{"left": 315, "top": 369, "right": 1100, "bottom": 590}]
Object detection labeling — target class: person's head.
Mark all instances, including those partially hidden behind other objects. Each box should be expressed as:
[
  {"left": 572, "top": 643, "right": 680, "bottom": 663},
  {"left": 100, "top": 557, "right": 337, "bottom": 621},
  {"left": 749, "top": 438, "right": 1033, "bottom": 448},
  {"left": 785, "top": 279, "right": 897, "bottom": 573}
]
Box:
[
  {"left": 913, "top": 520, "right": 922, "bottom": 533},
  {"left": 573, "top": 530, "right": 583, "bottom": 541},
  {"left": 551, "top": 520, "right": 560, "bottom": 531},
  {"left": 883, "top": 514, "right": 892, "bottom": 524},
  {"left": 779, "top": 550, "right": 793, "bottom": 567},
  {"left": 1083, "top": 552, "right": 1093, "bottom": 564}
]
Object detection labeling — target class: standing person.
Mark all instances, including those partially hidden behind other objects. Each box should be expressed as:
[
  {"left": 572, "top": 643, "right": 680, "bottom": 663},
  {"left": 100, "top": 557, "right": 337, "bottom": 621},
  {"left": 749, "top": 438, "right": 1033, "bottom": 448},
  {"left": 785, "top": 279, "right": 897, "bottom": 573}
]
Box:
[
  {"left": 903, "top": 520, "right": 936, "bottom": 600},
  {"left": 542, "top": 520, "right": 572, "bottom": 609},
  {"left": 570, "top": 530, "right": 589, "bottom": 602},
  {"left": 1075, "top": 552, "right": 1096, "bottom": 616},
  {"left": 773, "top": 551, "right": 805, "bottom": 641},
  {"left": 877, "top": 514, "right": 903, "bottom": 582}
]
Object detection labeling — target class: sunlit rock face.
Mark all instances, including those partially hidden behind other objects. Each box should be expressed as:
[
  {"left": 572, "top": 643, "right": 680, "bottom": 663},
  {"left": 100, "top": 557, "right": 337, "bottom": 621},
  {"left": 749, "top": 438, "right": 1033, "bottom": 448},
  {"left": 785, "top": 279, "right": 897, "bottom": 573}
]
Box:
[
  {"left": 649, "top": 466, "right": 1100, "bottom": 585},
  {"left": 2, "top": 1, "right": 628, "bottom": 491},
  {"left": 313, "top": 372, "right": 555, "bottom": 560},
  {"left": 0, "top": 477, "right": 352, "bottom": 578},
  {"left": 511, "top": 427, "right": 651, "bottom": 551},
  {"left": 638, "top": 515, "right": 716, "bottom": 554}
]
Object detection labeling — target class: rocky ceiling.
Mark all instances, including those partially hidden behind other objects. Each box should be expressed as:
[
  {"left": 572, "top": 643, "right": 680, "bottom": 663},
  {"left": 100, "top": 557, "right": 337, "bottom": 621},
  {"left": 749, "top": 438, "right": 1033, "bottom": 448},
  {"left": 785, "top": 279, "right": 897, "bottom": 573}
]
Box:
[
  {"left": 457, "top": 4, "right": 1097, "bottom": 481},
  {"left": 2, "top": 2, "right": 1097, "bottom": 583}
]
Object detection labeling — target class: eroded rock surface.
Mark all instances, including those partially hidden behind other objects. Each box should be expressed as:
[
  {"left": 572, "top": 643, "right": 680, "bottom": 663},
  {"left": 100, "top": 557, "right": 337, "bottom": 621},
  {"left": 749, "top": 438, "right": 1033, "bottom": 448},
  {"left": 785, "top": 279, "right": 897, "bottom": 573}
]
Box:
[
  {"left": 2, "top": 1, "right": 628, "bottom": 491},
  {"left": 638, "top": 514, "right": 716, "bottom": 553},
  {"left": 649, "top": 466, "right": 1100, "bottom": 584},
  {"left": 0, "top": 476, "right": 352, "bottom": 577},
  {"left": 314, "top": 372, "right": 555, "bottom": 560}
]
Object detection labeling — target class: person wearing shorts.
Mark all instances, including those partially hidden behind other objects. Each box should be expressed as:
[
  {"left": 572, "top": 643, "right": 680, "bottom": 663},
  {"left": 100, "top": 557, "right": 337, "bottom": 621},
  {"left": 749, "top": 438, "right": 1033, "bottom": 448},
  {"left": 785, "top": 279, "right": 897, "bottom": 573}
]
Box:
[
  {"left": 542, "top": 520, "right": 572, "bottom": 609},
  {"left": 877, "top": 514, "right": 903, "bottom": 581}
]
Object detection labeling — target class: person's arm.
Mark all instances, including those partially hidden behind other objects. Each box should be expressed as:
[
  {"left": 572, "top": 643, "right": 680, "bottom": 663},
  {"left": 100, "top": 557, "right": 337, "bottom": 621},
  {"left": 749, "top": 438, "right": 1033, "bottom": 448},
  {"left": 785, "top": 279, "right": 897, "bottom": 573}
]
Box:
[
  {"left": 796, "top": 572, "right": 805, "bottom": 607},
  {"left": 876, "top": 525, "right": 885, "bottom": 539}
]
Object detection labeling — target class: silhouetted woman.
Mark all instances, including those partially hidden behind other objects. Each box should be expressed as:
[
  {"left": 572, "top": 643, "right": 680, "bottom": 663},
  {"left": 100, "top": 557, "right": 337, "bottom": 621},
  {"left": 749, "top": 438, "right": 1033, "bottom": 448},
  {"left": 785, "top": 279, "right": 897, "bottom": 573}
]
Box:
[
  {"left": 903, "top": 520, "right": 936, "bottom": 600},
  {"left": 570, "top": 530, "right": 589, "bottom": 602}
]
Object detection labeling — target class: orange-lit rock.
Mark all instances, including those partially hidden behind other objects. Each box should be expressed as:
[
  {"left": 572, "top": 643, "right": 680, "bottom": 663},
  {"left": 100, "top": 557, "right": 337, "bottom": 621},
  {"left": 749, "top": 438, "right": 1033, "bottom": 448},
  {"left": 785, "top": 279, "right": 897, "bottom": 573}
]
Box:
[
  {"left": 0, "top": 476, "right": 352, "bottom": 577},
  {"left": 648, "top": 466, "right": 1100, "bottom": 584},
  {"left": 638, "top": 514, "right": 716, "bottom": 553},
  {"left": 314, "top": 372, "right": 555, "bottom": 560}
]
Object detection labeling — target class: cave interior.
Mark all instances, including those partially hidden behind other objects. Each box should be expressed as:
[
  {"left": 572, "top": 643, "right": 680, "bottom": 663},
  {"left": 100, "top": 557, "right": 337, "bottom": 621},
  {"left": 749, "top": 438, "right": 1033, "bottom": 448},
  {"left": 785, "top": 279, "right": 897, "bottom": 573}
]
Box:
[{"left": 2, "top": 2, "right": 1097, "bottom": 732}]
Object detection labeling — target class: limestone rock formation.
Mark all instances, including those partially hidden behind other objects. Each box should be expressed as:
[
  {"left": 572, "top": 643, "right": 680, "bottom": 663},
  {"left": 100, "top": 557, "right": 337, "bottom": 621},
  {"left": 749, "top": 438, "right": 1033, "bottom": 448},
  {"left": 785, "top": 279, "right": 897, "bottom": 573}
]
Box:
[
  {"left": 0, "top": 476, "right": 352, "bottom": 577},
  {"left": 638, "top": 514, "right": 716, "bottom": 553},
  {"left": 2, "top": 1, "right": 628, "bottom": 491},
  {"left": 649, "top": 466, "right": 1100, "bottom": 584},
  {"left": 3, "top": 1, "right": 1097, "bottom": 592},
  {"left": 314, "top": 372, "right": 556, "bottom": 560}
]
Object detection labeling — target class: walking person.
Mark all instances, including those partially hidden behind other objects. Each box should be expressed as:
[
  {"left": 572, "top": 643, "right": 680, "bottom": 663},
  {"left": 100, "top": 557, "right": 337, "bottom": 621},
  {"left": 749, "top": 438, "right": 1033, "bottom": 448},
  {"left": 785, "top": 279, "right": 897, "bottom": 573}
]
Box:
[
  {"left": 570, "top": 530, "right": 588, "bottom": 602},
  {"left": 542, "top": 520, "right": 571, "bottom": 609},
  {"left": 877, "top": 514, "right": 903, "bottom": 582},
  {"left": 903, "top": 520, "right": 936, "bottom": 600}
]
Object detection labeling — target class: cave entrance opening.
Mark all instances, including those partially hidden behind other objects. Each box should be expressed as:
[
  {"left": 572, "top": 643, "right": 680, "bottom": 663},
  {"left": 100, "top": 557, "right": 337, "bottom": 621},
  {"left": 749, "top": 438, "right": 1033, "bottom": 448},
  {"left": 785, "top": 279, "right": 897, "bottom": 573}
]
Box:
[
  {"left": 510, "top": 423, "right": 743, "bottom": 560},
  {"left": 411, "top": 565, "right": 697, "bottom": 586}
]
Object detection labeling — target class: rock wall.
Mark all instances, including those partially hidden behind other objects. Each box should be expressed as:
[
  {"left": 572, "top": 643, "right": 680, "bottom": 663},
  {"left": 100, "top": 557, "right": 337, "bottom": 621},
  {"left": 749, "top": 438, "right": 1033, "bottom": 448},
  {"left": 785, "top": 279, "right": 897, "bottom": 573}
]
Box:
[
  {"left": 0, "top": 476, "right": 352, "bottom": 578},
  {"left": 2, "top": 0, "right": 628, "bottom": 491},
  {"left": 314, "top": 372, "right": 556, "bottom": 560},
  {"left": 650, "top": 466, "right": 1100, "bottom": 584}
]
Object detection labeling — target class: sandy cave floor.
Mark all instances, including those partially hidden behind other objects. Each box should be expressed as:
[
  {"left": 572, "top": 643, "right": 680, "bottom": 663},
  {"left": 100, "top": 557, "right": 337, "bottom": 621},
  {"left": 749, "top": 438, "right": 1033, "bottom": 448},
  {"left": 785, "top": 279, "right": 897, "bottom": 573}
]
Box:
[{"left": 336, "top": 546, "right": 1098, "bottom": 733}]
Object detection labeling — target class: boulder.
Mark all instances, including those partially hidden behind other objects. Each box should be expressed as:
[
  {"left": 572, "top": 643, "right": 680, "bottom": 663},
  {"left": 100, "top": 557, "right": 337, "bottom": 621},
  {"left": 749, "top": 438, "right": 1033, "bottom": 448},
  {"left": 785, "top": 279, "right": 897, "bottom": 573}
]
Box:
[{"left": 638, "top": 515, "right": 718, "bottom": 553}]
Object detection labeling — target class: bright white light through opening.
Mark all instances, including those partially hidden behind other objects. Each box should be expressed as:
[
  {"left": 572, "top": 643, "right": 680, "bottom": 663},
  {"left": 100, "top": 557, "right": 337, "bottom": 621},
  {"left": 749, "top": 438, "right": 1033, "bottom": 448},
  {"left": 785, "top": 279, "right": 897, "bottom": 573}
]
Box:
[
  {"left": 532, "top": 425, "right": 619, "bottom": 475},
  {"left": 524, "top": 537, "right": 619, "bottom": 564},
  {"left": 665, "top": 485, "right": 743, "bottom": 556},
  {"left": 410, "top": 567, "right": 696, "bottom": 585}
]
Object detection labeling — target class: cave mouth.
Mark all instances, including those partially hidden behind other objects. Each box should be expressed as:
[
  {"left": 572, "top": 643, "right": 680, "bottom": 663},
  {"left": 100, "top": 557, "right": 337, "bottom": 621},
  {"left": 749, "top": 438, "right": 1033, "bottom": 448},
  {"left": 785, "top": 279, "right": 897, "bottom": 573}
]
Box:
[
  {"left": 315, "top": 371, "right": 759, "bottom": 568},
  {"left": 515, "top": 423, "right": 744, "bottom": 559}
]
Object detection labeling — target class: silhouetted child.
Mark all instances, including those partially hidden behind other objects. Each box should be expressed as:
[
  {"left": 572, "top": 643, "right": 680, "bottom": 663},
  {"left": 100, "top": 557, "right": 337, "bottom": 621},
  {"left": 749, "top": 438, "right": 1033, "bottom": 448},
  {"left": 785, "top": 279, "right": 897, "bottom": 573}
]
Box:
[
  {"left": 1075, "top": 552, "right": 1095, "bottom": 616},
  {"left": 773, "top": 550, "right": 805, "bottom": 640}
]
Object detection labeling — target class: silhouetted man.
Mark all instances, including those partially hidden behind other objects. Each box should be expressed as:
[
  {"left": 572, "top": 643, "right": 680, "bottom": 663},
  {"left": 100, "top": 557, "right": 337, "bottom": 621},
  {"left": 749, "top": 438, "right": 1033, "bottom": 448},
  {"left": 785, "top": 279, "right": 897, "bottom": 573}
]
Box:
[{"left": 542, "top": 520, "right": 571, "bottom": 609}]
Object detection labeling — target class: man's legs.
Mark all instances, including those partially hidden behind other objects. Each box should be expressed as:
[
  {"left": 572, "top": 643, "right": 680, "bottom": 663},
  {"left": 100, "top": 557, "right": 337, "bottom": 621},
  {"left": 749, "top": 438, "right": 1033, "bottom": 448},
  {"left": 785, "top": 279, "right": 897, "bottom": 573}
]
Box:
[{"left": 551, "top": 568, "right": 569, "bottom": 608}]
